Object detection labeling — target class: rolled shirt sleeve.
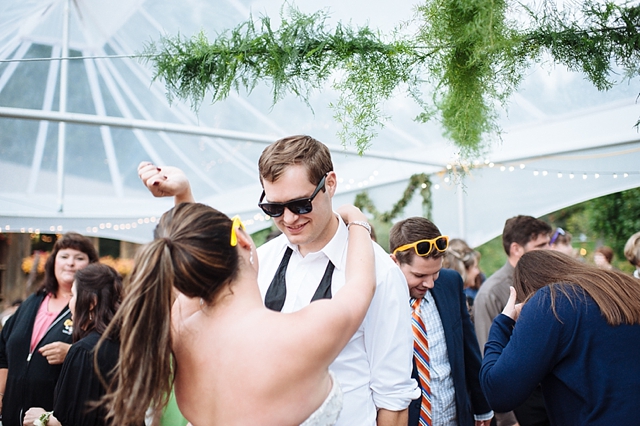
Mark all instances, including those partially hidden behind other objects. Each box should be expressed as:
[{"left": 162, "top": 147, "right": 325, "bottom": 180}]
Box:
[{"left": 365, "top": 246, "right": 420, "bottom": 409}]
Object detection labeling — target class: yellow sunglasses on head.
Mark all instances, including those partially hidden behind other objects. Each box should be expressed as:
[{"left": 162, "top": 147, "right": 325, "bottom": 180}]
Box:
[
  {"left": 393, "top": 235, "right": 449, "bottom": 256},
  {"left": 230, "top": 215, "right": 246, "bottom": 247}
]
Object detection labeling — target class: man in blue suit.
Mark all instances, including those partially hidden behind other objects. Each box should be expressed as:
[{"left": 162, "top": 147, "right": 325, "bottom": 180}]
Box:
[{"left": 390, "top": 217, "right": 493, "bottom": 426}]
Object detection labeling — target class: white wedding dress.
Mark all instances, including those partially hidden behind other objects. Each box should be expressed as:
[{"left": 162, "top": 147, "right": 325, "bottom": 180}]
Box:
[{"left": 299, "top": 372, "right": 343, "bottom": 426}]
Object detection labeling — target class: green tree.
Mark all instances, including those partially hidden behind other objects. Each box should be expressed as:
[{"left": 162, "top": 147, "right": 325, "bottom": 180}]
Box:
[{"left": 585, "top": 187, "right": 640, "bottom": 259}]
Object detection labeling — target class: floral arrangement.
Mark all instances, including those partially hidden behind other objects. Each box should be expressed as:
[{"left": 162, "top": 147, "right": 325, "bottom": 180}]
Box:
[{"left": 21, "top": 251, "right": 49, "bottom": 274}]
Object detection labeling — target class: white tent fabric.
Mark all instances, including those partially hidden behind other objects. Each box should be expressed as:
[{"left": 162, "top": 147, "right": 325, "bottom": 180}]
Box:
[{"left": 1, "top": 0, "right": 639, "bottom": 246}]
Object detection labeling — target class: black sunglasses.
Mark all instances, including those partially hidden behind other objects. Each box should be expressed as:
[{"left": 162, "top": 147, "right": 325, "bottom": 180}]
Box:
[{"left": 258, "top": 175, "right": 327, "bottom": 217}]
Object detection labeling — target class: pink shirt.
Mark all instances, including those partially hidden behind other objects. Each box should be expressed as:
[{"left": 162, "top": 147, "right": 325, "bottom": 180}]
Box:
[{"left": 30, "top": 294, "right": 59, "bottom": 353}]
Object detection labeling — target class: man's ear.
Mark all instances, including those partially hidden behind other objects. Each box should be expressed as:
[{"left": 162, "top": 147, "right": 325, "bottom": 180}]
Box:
[
  {"left": 510, "top": 242, "right": 524, "bottom": 259},
  {"left": 390, "top": 253, "right": 400, "bottom": 266},
  {"left": 325, "top": 171, "right": 338, "bottom": 197}
]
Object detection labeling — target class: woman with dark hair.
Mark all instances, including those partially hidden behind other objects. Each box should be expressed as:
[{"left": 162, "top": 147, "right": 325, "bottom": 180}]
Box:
[
  {"left": 480, "top": 250, "right": 640, "bottom": 425},
  {"left": 23, "top": 263, "right": 122, "bottom": 426},
  {"left": 0, "top": 232, "right": 98, "bottom": 426},
  {"left": 99, "top": 202, "right": 375, "bottom": 426}
]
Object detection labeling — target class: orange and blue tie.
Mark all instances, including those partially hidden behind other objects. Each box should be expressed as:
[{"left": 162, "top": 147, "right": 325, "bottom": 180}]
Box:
[{"left": 411, "top": 297, "right": 432, "bottom": 426}]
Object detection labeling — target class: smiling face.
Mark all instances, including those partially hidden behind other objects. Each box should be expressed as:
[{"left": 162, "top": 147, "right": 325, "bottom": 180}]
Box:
[
  {"left": 262, "top": 164, "right": 338, "bottom": 256},
  {"left": 54, "top": 248, "right": 90, "bottom": 288},
  {"left": 394, "top": 254, "right": 443, "bottom": 300}
]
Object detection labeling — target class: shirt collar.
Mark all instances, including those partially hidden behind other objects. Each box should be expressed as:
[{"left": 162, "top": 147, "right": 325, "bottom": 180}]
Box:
[{"left": 285, "top": 212, "right": 346, "bottom": 270}]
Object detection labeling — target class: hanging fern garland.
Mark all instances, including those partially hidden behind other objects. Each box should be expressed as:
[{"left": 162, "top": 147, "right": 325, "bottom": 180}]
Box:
[
  {"left": 143, "top": 6, "right": 424, "bottom": 154},
  {"left": 144, "top": 1, "right": 640, "bottom": 156}
]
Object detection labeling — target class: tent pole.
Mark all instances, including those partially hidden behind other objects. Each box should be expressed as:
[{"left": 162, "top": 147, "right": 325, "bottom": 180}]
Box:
[
  {"left": 56, "top": 0, "right": 70, "bottom": 213},
  {"left": 0, "top": 107, "right": 447, "bottom": 167}
]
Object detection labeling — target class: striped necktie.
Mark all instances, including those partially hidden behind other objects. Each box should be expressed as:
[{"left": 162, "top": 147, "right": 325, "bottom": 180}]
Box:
[{"left": 411, "top": 297, "right": 432, "bottom": 426}]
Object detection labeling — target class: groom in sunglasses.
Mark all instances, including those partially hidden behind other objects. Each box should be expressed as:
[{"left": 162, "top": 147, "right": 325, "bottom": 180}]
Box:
[
  {"left": 256, "top": 135, "right": 418, "bottom": 426},
  {"left": 389, "top": 217, "right": 492, "bottom": 426}
]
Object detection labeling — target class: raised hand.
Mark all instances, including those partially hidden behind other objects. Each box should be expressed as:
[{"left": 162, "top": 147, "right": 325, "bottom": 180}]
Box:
[
  {"left": 501, "top": 286, "right": 523, "bottom": 321},
  {"left": 138, "top": 162, "right": 195, "bottom": 204}
]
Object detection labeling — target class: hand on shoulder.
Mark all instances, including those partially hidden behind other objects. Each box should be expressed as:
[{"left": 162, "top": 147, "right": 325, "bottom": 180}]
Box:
[{"left": 336, "top": 204, "right": 367, "bottom": 226}]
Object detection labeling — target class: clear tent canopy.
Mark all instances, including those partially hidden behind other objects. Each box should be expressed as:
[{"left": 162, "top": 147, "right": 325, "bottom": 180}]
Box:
[{"left": 1, "top": 0, "right": 639, "bottom": 246}]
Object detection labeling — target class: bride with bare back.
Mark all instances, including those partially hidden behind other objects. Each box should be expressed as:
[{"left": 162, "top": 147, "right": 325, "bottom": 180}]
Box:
[{"left": 99, "top": 171, "right": 375, "bottom": 425}]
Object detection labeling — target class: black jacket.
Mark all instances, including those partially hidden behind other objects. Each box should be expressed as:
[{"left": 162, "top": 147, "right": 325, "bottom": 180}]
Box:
[{"left": 0, "top": 292, "right": 72, "bottom": 426}]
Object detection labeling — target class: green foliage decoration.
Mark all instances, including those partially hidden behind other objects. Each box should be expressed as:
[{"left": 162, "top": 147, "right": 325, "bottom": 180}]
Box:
[
  {"left": 143, "top": 1, "right": 640, "bottom": 156},
  {"left": 522, "top": 1, "right": 640, "bottom": 91},
  {"left": 143, "top": 6, "right": 424, "bottom": 154},
  {"left": 414, "top": 0, "right": 527, "bottom": 155},
  {"left": 353, "top": 173, "right": 432, "bottom": 223}
]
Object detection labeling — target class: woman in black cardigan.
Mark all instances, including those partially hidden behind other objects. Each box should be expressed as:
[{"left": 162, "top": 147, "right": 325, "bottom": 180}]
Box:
[
  {"left": 0, "top": 233, "right": 98, "bottom": 426},
  {"left": 24, "top": 263, "right": 123, "bottom": 426}
]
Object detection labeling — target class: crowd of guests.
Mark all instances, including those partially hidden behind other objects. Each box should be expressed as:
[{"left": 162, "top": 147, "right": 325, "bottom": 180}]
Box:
[{"left": 1, "top": 134, "right": 639, "bottom": 426}]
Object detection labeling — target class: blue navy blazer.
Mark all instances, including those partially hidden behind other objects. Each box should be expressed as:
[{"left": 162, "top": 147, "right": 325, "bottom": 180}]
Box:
[{"left": 408, "top": 268, "right": 491, "bottom": 426}]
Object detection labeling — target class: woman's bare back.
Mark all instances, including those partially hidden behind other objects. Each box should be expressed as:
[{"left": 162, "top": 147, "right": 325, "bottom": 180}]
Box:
[{"left": 171, "top": 293, "right": 335, "bottom": 426}]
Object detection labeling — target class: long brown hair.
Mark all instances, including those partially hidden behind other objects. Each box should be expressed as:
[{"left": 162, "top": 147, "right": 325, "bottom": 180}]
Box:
[
  {"left": 99, "top": 203, "right": 240, "bottom": 425},
  {"left": 514, "top": 250, "right": 640, "bottom": 326},
  {"left": 72, "top": 263, "right": 122, "bottom": 342},
  {"left": 42, "top": 232, "right": 99, "bottom": 296}
]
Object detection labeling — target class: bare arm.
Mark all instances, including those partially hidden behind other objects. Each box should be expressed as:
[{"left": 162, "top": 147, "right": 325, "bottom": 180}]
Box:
[
  {"left": 335, "top": 204, "right": 375, "bottom": 310},
  {"left": 290, "top": 205, "right": 375, "bottom": 366},
  {"left": 324, "top": 205, "right": 376, "bottom": 346},
  {"left": 137, "top": 162, "right": 195, "bottom": 204},
  {"left": 376, "top": 408, "right": 408, "bottom": 426}
]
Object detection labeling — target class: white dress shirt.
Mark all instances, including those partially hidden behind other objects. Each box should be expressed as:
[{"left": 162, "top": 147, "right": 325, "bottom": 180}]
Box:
[{"left": 257, "top": 216, "right": 419, "bottom": 426}]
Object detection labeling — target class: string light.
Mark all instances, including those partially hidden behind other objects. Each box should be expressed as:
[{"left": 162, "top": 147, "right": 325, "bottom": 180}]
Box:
[{"left": 484, "top": 161, "right": 637, "bottom": 181}]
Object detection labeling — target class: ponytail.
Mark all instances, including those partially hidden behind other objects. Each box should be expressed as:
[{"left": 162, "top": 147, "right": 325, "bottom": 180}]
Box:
[
  {"left": 98, "top": 202, "right": 241, "bottom": 424},
  {"left": 99, "top": 239, "right": 175, "bottom": 425}
]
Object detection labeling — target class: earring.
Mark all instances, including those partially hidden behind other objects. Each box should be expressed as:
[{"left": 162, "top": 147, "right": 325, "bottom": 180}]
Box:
[
  {"left": 89, "top": 312, "right": 93, "bottom": 321},
  {"left": 249, "top": 249, "right": 254, "bottom": 265}
]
